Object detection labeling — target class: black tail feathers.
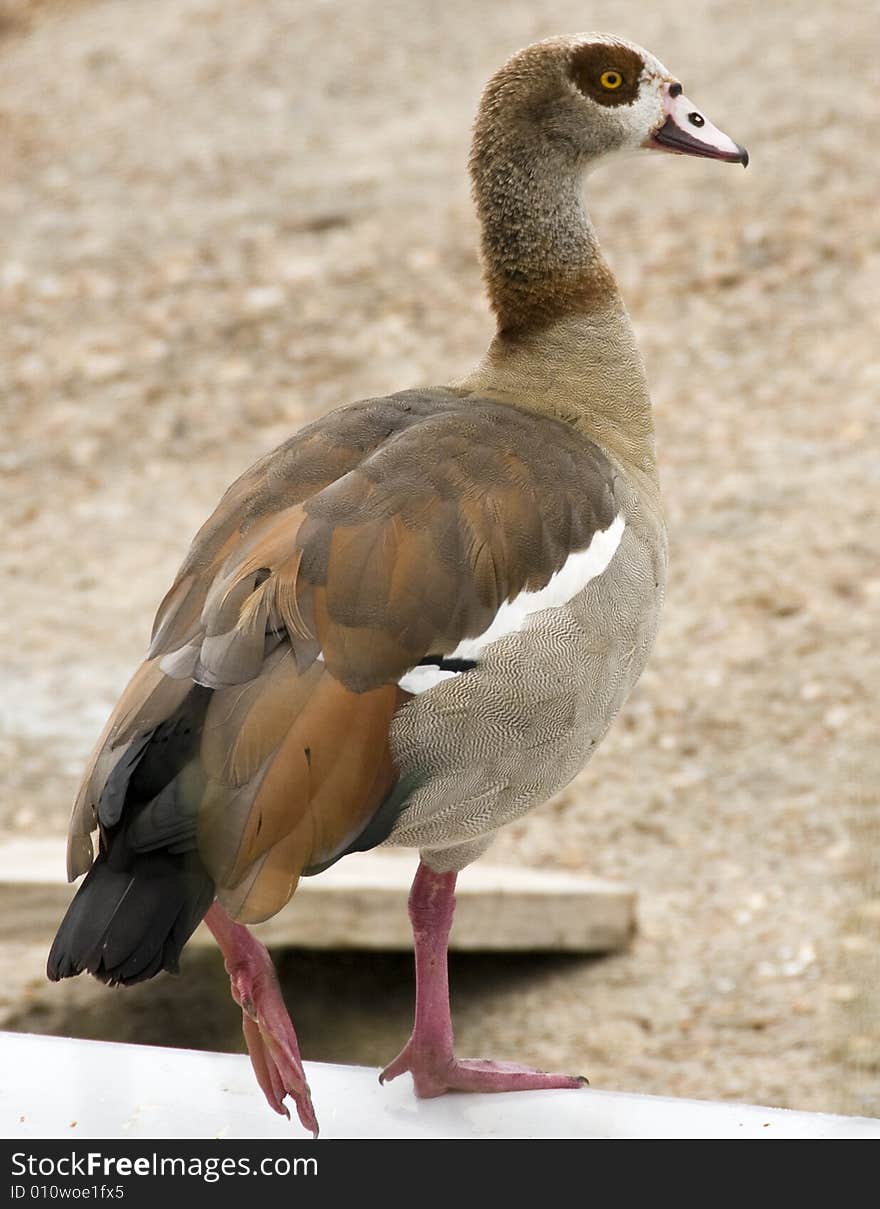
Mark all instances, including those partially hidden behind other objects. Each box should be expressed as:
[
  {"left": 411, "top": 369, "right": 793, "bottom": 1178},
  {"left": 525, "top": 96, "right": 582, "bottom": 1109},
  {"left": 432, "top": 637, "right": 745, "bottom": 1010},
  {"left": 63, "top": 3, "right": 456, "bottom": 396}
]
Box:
[
  {"left": 47, "top": 848, "right": 214, "bottom": 987},
  {"left": 49, "top": 687, "right": 215, "bottom": 988}
]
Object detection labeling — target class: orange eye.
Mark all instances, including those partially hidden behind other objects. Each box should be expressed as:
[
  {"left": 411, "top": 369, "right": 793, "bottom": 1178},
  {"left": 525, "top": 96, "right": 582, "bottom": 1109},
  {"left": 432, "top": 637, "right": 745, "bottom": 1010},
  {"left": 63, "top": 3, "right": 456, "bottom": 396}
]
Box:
[{"left": 600, "top": 69, "right": 623, "bottom": 90}]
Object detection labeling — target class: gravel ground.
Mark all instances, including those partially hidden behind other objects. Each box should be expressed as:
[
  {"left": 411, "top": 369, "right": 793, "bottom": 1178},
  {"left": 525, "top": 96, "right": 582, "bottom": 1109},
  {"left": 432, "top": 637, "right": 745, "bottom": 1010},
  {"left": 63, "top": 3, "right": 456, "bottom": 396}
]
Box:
[{"left": 1, "top": 0, "right": 878, "bottom": 1122}]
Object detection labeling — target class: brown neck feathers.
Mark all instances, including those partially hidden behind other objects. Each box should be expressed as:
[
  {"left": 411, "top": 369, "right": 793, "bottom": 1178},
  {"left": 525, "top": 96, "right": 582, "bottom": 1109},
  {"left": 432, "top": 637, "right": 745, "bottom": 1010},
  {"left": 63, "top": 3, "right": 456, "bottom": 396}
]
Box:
[{"left": 469, "top": 92, "right": 618, "bottom": 336}]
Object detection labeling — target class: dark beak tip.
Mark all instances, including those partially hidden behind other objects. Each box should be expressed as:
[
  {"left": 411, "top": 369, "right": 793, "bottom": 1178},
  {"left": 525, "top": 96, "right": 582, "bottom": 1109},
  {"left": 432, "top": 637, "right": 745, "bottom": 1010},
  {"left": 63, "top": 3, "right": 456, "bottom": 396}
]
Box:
[{"left": 651, "top": 117, "right": 750, "bottom": 169}]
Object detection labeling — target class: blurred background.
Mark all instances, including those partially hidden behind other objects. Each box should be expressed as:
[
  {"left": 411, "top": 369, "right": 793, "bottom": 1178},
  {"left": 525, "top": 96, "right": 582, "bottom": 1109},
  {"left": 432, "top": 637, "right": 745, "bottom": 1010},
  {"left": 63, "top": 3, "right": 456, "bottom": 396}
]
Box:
[{"left": 1, "top": 0, "right": 878, "bottom": 1119}]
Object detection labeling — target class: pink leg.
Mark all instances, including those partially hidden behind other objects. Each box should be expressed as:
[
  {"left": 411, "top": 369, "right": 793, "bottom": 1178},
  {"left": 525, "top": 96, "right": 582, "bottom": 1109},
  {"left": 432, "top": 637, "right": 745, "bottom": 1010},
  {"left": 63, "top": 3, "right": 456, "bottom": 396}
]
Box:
[
  {"left": 204, "top": 902, "right": 318, "bottom": 1137},
  {"left": 380, "top": 861, "right": 588, "bottom": 1098}
]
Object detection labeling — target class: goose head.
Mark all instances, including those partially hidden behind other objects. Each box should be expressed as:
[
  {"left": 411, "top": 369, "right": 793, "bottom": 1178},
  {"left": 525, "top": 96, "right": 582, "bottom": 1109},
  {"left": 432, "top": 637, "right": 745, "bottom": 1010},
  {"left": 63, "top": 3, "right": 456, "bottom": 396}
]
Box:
[
  {"left": 470, "top": 35, "right": 747, "bottom": 336},
  {"left": 475, "top": 34, "right": 748, "bottom": 172}
]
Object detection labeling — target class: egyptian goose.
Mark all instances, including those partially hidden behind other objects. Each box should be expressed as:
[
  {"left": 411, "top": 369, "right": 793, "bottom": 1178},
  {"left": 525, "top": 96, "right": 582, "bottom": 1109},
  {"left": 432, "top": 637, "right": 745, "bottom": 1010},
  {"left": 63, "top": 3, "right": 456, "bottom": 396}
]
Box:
[{"left": 47, "top": 34, "right": 746, "bottom": 1135}]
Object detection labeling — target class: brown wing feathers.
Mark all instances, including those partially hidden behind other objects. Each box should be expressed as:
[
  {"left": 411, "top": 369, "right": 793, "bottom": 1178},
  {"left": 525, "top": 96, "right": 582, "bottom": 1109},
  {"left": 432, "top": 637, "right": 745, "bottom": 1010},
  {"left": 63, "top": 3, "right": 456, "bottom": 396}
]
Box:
[
  {"left": 62, "top": 389, "right": 617, "bottom": 945},
  {"left": 197, "top": 655, "right": 402, "bottom": 921},
  {"left": 294, "top": 405, "right": 615, "bottom": 689}
]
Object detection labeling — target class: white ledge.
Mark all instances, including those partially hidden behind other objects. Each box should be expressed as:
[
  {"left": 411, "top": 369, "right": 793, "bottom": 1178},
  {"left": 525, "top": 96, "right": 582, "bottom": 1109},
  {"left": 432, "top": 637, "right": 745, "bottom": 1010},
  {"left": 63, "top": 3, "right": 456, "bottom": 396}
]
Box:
[{"left": 2, "top": 1033, "right": 877, "bottom": 1139}]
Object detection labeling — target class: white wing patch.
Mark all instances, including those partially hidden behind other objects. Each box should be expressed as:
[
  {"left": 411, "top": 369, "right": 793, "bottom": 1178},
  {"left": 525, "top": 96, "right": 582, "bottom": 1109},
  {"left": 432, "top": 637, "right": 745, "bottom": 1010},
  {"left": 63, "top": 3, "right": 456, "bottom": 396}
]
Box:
[
  {"left": 399, "top": 512, "right": 625, "bottom": 694},
  {"left": 398, "top": 663, "right": 460, "bottom": 695}
]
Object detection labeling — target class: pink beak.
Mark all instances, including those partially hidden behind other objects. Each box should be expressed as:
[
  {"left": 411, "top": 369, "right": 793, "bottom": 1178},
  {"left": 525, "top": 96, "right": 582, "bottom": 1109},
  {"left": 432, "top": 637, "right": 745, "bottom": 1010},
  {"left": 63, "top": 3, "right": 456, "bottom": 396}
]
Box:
[{"left": 645, "top": 82, "right": 748, "bottom": 167}]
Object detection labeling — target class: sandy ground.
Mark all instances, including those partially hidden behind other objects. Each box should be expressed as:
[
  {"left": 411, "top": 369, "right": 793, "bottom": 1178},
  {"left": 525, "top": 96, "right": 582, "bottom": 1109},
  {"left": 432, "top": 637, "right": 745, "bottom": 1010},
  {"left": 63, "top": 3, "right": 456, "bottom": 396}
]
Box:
[{"left": 1, "top": 0, "right": 878, "bottom": 1124}]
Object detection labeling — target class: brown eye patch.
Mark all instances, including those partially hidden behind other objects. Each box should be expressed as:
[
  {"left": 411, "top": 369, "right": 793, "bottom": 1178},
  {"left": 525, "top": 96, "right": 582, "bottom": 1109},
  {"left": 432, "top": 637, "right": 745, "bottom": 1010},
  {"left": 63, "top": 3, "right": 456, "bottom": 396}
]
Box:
[{"left": 569, "top": 43, "right": 644, "bottom": 107}]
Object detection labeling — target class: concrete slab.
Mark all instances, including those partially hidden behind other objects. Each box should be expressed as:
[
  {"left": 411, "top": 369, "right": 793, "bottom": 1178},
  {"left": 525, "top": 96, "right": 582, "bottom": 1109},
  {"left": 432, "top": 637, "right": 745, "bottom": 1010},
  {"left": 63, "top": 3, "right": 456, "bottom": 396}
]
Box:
[{"left": 0, "top": 836, "right": 635, "bottom": 953}]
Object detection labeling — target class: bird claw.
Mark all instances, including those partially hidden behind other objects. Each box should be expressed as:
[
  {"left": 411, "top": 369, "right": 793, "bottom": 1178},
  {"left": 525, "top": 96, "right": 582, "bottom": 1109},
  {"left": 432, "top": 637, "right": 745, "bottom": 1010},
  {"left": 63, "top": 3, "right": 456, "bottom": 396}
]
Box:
[
  {"left": 241, "top": 1011, "right": 319, "bottom": 1136},
  {"left": 381, "top": 1040, "right": 587, "bottom": 1099},
  {"left": 204, "top": 904, "right": 319, "bottom": 1136}
]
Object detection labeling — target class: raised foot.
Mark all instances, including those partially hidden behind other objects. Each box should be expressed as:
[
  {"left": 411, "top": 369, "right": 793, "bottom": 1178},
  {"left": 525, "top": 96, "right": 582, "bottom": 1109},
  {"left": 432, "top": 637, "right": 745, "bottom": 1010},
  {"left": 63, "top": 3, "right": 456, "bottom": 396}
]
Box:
[
  {"left": 379, "top": 1045, "right": 588, "bottom": 1099},
  {"left": 230, "top": 963, "right": 319, "bottom": 1137},
  {"left": 239, "top": 1010, "right": 319, "bottom": 1136}
]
